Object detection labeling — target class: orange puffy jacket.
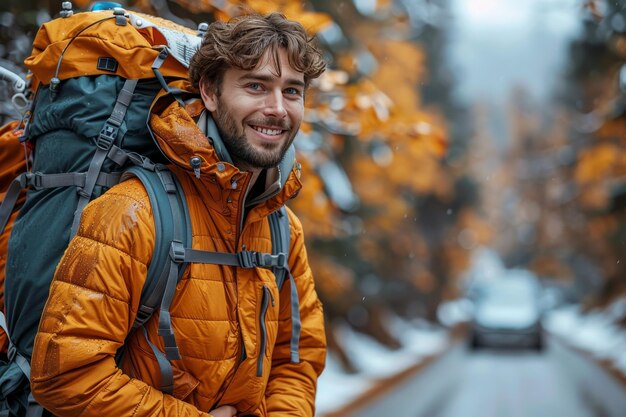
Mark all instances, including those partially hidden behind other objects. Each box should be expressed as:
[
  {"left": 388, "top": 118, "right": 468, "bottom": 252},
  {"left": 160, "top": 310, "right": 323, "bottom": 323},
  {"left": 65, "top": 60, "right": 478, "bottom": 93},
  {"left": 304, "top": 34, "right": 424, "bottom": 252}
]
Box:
[{"left": 30, "top": 95, "right": 326, "bottom": 416}]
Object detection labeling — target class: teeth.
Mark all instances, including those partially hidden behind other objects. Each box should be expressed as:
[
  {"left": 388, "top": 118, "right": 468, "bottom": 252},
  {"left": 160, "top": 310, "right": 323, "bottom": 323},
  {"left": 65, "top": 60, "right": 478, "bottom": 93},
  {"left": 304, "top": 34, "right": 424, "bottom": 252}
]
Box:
[{"left": 253, "top": 126, "right": 283, "bottom": 136}]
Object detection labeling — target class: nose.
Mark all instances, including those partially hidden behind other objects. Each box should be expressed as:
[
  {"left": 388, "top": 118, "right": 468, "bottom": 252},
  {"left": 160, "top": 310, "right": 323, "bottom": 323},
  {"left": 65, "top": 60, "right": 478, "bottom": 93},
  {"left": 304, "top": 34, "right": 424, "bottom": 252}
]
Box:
[{"left": 263, "top": 89, "right": 287, "bottom": 119}]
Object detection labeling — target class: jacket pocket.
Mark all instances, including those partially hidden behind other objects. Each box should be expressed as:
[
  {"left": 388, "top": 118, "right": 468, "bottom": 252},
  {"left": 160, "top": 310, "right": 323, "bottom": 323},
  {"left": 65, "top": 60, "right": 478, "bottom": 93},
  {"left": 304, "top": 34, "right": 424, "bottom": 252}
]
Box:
[
  {"left": 257, "top": 285, "right": 274, "bottom": 377},
  {"left": 172, "top": 366, "right": 201, "bottom": 401}
]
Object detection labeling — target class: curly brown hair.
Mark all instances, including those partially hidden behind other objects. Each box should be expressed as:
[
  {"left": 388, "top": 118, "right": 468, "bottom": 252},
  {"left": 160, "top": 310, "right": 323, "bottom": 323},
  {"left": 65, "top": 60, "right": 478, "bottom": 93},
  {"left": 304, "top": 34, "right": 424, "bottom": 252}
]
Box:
[{"left": 189, "top": 12, "right": 326, "bottom": 94}]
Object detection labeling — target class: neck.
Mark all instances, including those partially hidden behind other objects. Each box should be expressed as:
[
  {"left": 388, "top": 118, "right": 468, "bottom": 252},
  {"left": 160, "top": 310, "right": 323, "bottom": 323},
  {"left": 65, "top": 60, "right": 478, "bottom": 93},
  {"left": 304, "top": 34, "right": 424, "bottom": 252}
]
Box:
[
  {"left": 247, "top": 168, "right": 262, "bottom": 190},
  {"left": 233, "top": 158, "right": 262, "bottom": 186}
]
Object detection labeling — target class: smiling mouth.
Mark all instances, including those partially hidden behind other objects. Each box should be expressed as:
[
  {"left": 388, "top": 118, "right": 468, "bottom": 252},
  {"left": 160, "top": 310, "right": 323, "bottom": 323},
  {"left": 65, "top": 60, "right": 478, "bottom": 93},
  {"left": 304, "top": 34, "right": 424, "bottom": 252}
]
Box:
[{"left": 250, "top": 125, "right": 286, "bottom": 137}]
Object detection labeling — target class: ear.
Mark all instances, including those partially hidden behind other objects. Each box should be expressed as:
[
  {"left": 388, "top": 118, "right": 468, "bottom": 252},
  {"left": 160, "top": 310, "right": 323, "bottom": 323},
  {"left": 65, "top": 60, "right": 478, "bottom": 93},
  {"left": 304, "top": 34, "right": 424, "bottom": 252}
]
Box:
[{"left": 199, "top": 78, "right": 218, "bottom": 112}]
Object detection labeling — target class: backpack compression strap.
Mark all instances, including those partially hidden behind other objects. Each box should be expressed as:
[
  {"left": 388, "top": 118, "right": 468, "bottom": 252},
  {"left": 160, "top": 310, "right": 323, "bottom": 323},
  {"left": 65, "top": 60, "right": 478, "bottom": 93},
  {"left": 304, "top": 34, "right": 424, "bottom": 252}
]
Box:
[
  {"left": 70, "top": 78, "right": 138, "bottom": 237},
  {"left": 0, "top": 171, "right": 122, "bottom": 236}
]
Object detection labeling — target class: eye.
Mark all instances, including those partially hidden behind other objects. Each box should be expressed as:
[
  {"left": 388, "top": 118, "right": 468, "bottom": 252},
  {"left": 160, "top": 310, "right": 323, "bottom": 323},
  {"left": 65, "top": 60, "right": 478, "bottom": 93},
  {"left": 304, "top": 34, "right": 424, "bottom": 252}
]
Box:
[
  {"left": 285, "top": 87, "right": 303, "bottom": 97},
  {"left": 247, "top": 82, "right": 263, "bottom": 91}
]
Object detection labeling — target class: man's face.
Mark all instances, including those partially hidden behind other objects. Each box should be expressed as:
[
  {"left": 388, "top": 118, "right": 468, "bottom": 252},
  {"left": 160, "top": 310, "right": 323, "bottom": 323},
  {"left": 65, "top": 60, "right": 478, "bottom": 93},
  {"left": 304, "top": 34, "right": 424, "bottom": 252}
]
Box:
[{"left": 200, "top": 48, "right": 305, "bottom": 171}]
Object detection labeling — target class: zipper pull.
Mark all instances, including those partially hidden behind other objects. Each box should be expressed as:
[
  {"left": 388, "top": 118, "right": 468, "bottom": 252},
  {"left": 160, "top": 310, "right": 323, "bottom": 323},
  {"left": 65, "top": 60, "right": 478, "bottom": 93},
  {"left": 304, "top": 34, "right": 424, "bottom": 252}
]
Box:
[
  {"left": 268, "top": 287, "right": 275, "bottom": 306},
  {"left": 190, "top": 156, "right": 202, "bottom": 179}
]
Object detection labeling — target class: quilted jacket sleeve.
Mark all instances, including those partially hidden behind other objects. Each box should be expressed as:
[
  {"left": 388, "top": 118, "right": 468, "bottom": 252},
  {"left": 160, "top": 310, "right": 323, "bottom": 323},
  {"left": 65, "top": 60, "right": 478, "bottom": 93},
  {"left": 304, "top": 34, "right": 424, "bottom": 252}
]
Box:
[
  {"left": 264, "top": 209, "right": 326, "bottom": 416},
  {"left": 30, "top": 180, "right": 212, "bottom": 417}
]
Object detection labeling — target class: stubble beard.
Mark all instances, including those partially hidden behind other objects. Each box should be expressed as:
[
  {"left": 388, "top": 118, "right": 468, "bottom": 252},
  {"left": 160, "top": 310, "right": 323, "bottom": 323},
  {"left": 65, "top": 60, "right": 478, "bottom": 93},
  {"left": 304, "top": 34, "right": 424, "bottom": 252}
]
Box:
[{"left": 212, "top": 102, "right": 298, "bottom": 170}]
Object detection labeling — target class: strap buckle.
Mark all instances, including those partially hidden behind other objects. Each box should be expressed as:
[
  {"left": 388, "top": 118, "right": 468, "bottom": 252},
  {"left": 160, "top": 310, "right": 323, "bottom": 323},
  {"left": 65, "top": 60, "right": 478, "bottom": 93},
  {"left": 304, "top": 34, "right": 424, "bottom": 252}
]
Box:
[
  {"left": 259, "top": 252, "right": 287, "bottom": 269},
  {"left": 237, "top": 250, "right": 258, "bottom": 268},
  {"left": 31, "top": 172, "right": 44, "bottom": 189},
  {"left": 133, "top": 305, "right": 154, "bottom": 328},
  {"left": 272, "top": 252, "right": 288, "bottom": 269},
  {"left": 169, "top": 241, "right": 185, "bottom": 263},
  {"left": 97, "top": 123, "right": 118, "bottom": 150},
  {"left": 23, "top": 172, "right": 44, "bottom": 189},
  {"left": 237, "top": 251, "right": 287, "bottom": 269}
]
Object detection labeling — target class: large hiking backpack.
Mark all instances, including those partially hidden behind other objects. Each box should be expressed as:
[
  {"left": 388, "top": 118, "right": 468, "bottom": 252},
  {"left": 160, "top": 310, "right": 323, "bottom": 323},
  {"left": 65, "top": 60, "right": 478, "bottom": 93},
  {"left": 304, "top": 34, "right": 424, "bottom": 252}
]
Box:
[{"left": 0, "top": 5, "right": 294, "bottom": 417}]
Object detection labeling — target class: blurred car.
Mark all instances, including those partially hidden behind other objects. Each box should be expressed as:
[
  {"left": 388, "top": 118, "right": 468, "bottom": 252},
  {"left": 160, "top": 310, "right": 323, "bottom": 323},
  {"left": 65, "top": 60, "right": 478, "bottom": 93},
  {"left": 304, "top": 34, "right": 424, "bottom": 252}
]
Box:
[{"left": 467, "top": 272, "right": 544, "bottom": 351}]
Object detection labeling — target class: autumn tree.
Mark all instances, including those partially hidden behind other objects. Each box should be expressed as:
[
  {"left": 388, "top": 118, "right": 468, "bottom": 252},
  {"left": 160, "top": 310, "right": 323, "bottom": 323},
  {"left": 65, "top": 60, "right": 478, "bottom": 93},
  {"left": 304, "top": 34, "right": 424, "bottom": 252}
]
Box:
[{"left": 0, "top": 0, "right": 480, "bottom": 372}]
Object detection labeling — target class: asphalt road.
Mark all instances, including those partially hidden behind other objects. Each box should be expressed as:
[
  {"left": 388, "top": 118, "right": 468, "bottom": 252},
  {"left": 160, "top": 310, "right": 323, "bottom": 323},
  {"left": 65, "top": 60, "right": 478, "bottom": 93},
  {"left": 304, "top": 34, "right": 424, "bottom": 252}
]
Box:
[{"left": 353, "top": 336, "right": 626, "bottom": 417}]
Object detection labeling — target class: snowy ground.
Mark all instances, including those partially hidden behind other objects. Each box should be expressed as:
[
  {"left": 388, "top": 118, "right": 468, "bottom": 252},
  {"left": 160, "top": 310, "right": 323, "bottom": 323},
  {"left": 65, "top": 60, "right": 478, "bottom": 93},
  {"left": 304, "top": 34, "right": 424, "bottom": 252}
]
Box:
[
  {"left": 315, "top": 246, "right": 626, "bottom": 415},
  {"left": 315, "top": 317, "right": 450, "bottom": 416},
  {"left": 544, "top": 300, "right": 626, "bottom": 377},
  {"left": 314, "top": 300, "right": 626, "bottom": 416}
]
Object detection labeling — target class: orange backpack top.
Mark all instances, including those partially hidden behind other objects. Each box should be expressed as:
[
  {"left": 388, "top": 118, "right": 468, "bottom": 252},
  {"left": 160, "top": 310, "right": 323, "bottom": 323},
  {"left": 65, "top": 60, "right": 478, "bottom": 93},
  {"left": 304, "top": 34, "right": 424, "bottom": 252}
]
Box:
[{"left": 25, "top": 9, "right": 197, "bottom": 90}]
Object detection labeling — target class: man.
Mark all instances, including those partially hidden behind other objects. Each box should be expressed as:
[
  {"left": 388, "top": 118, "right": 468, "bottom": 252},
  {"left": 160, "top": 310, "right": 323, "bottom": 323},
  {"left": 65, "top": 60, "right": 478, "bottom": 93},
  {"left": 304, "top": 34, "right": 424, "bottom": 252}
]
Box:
[{"left": 30, "top": 12, "right": 327, "bottom": 417}]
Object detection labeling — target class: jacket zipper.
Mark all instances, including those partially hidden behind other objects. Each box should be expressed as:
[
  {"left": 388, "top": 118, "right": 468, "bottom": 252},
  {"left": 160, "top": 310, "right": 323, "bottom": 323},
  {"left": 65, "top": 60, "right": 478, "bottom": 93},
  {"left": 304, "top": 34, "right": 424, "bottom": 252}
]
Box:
[
  {"left": 234, "top": 172, "right": 252, "bottom": 364},
  {"left": 257, "top": 285, "right": 274, "bottom": 376},
  {"left": 204, "top": 172, "right": 252, "bottom": 408},
  {"left": 235, "top": 173, "right": 252, "bottom": 238}
]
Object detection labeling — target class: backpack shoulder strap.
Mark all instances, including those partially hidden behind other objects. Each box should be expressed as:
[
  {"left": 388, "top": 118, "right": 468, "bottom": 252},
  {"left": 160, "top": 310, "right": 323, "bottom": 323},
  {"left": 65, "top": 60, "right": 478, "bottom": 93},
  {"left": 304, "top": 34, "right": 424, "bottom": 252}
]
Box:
[
  {"left": 269, "top": 206, "right": 300, "bottom": 363},
  {"left": 118, "top": 164, "right": 191, "bottom": 395},
  {"left": 268, "top": 206, "right": 290, "bottom": 290}
]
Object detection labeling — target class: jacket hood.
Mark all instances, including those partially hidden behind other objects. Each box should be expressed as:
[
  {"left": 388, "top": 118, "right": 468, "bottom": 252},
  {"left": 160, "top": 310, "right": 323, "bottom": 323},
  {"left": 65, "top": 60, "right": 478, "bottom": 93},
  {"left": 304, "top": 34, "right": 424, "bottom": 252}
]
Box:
[{"left": 149, "top": 90, "right": 302, "bottom": 212}]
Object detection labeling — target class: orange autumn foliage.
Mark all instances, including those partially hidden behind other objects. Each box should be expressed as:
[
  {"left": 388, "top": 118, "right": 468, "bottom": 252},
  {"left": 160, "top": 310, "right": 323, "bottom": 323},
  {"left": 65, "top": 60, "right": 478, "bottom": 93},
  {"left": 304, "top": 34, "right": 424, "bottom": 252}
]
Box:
[
  {"left": 159, "top": 0, "right": 332, "bottom": 34},
  {"left": 309, "top": 256, "right": 356, "bottom": 302},
  {"left": 530, "top": 255, "right": 574, "bottom": 281},
  {"left": 367, "top": 40, "right": 425, "bottom": 112},
  {"left": 575, "top": 143, "right": 621, "bottom": 184},
  {"left": 288, "top": 156, "right": 344, "bottom": 239}
]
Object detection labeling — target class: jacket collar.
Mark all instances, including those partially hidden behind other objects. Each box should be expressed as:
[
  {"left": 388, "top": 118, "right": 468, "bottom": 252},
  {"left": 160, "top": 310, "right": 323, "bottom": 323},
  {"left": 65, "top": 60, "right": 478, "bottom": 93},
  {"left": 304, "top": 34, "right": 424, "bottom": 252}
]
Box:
[
  {"left": 149, "top": 95, "right": 302, "bottom": 212},
  {"left": 197, "top": 110, "right": 297, "bottom": 207}
]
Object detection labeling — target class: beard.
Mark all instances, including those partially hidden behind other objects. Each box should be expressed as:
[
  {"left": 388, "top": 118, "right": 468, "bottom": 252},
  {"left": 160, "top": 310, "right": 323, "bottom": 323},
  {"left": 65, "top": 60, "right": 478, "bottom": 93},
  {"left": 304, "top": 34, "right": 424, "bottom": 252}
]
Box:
[{"left": 212, "top": 100, "right": 298, "bottom": 170}]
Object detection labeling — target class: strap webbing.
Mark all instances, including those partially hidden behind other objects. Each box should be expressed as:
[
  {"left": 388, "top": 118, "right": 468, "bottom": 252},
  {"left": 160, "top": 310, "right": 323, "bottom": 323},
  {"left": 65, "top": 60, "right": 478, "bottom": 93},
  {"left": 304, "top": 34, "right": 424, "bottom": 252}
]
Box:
[
  {"left": 107, "top": 145, "right": 130, "bottom": 166},
  {"left": 286, "top": 268, "right": 301, "bottom": 363},
  {"left": 155, "top": 169, "right": 183, "bottom": 362},
  {"left": 25, "top": 393, "right": 43, "bottom": 417},
  {"left": 70, "top": 78, "right": 138, "bottom": 237},
  {"left": 11, "top": 354, "right": 30, "bottom": 384},
  {"left": 0, "top": 176, "right": 24, "bottom": 235},
  {"left": 156, "top": 257, "right": 181, "bottom": 360},
  {"left": 269, "top": 207, "right": 290, "bottom": 290},
  {"left": 23, "top": 171, "right": 121, "bottom": 190},
  {"left": 0, "top": 170, "right": 122, "bottom": 237},
  {"left": 151, "top": 49, "right": 185, "bottom": 107},
  {"left": 141, "top": 327, "right": 174, "bottom": 395},
  {"left": 0, "top": 312, "right": 31, "bottom": 381},
  {"left": 182, "top": 249, "right": 287, "bottom": 269},
  {"left": 182, "top": 249, "right": 239, "bottom": 265}
]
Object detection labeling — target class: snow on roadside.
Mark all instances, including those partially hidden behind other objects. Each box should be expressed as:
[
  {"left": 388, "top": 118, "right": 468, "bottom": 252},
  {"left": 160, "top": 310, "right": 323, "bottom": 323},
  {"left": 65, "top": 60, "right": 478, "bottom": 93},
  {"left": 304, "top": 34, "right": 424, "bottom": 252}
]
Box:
[
  {"left": 544, "top": 300, "right": 626, "bottom": 376},
  {"left": 315, "top": 317, "right": 449, "bottom": 416}
]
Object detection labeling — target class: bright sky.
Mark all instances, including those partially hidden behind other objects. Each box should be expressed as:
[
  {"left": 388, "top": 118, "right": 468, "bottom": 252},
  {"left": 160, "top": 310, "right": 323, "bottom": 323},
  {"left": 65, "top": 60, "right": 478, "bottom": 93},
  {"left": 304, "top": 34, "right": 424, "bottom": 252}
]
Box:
[{"left": 448, "top": 0, "right": 582, "bottom": 107}]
